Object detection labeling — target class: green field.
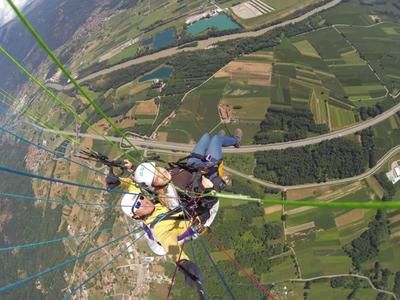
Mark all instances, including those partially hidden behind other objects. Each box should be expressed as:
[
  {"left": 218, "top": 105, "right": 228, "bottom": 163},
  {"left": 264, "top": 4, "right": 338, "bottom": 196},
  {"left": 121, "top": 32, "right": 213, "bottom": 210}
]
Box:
[
  {"left": 261, "top": 255, "right": 297, "bottom": 283},
  {"left": 224, "top": 152, "right": 256, "bottom": 175},
  {"left": 164, "top": 78, "right": 227, "bottom": 142}
]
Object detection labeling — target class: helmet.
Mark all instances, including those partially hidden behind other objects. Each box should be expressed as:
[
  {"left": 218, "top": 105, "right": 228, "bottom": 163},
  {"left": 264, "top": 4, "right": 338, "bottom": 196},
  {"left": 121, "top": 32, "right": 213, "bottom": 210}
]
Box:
[
  {"left": 121, "top": 193, "right": 140, "bottom": 217},
  {"left": 134, "top": 162, "right": 156, "bottom": 187}
]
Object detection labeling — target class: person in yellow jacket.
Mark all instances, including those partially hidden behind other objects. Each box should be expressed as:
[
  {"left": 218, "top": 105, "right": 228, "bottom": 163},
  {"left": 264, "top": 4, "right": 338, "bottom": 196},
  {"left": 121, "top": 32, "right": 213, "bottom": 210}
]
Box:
[{"left": 108, "top": 175, "right": 204, "bottom": 291}]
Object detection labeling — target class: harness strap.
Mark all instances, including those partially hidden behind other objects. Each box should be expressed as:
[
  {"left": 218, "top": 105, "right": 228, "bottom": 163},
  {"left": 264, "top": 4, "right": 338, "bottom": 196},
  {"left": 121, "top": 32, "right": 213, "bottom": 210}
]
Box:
[{"left": 149, "top": 206, "right": 183, "bottom": 229}]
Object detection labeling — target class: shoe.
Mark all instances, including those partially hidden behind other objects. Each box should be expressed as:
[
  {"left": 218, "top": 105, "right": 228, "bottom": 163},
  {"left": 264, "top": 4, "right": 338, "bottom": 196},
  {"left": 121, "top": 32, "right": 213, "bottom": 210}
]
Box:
[
  {"left": 217, "top": 129, "right": 226, "bottom": 136},
  {"left": 233, "top": 128, "right": 242, "bottom": 148}
]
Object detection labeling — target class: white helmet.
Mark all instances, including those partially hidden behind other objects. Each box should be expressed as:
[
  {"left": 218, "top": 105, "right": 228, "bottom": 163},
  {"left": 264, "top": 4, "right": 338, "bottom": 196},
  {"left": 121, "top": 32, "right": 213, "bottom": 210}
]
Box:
[
  {"left": 121, "top": 193, "right": 140, "bottom": 217},
  {"left": 134, "top": 162, "right": 156, "bottom": 187}
]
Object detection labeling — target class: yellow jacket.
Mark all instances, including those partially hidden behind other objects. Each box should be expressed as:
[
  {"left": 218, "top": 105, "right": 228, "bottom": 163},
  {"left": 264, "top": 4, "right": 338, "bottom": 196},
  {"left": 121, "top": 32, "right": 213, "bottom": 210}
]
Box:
[
  {"left": 119, "top": 177, "right": 190, "bottom": 260},
  {"left": 144, "top": 204, "right": 190, "bottom": 260}
]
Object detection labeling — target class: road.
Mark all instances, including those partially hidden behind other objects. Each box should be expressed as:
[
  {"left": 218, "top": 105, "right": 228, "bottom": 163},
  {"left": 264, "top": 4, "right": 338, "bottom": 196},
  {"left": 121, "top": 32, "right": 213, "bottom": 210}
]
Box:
[
  {"left": 35, "top": 96, "right": 400, "bottom": 154},
  {"left": 34, "top": 122, "right": 400, "bottom": 191},
  {"left": 46, "top": 0, "right": 342, "bottom": 91},
  {"left": 274, "top": 274, "right": 399, "bottom": 300}
]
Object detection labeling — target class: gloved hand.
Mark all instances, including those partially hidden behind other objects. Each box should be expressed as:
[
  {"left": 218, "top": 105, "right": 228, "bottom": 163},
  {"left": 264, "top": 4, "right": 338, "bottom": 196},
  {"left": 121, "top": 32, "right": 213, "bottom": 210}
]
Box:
[{"left": 105, "top": 173, "right": 120, "bottom": 189}]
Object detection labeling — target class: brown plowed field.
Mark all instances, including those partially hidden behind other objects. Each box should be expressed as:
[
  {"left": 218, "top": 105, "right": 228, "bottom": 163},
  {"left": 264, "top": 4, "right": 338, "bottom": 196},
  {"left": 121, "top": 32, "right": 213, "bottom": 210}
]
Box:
[
  {"left": 214, "top": 61, "right": 272, "bottom": 86},
  {"left": 335, "top": 209, "right": 366, "bottom": 228}
]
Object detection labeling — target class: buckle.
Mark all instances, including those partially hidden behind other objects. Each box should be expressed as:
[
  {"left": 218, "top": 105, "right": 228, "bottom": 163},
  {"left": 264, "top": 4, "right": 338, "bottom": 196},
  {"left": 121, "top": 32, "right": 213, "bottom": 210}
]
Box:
[{"left": 205, "top": 154, "right": 216, "bottom": 163}]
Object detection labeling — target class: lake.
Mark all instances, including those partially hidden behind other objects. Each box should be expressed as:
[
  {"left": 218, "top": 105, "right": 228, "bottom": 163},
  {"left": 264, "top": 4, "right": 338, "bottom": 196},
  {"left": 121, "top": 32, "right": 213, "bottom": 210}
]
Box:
[
  {"left": 142, "top": 28, "right": 176, "bottom": 50},
  {"left": 139, "top": 66, "right": 174, "bottom": 82},
  {"left": 186, "top": 14, "right": 240, "bottom": 36}
]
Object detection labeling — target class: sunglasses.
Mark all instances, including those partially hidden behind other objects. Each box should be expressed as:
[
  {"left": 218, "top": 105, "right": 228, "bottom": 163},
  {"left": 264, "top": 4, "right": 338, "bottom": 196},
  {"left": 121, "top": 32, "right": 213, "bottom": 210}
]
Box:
[{"left": 131, "top": 195, "right": 145, "bottom": 214}]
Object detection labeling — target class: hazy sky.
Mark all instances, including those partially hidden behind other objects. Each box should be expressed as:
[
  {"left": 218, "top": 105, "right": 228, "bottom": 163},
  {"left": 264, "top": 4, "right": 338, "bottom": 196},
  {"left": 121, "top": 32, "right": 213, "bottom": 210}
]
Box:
[{"left": 0, "top": 0, "right": 31, "bottom": 27}]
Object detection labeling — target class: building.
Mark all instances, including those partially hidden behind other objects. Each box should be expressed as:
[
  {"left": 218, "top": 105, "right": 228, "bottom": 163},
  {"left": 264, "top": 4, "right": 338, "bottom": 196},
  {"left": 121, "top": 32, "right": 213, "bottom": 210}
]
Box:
[
  {"left": 185, "top": 9, "right": 222, "bottom": 25},
  {"left": 386, "top": 166, "right": 400, "bottom": 184}
]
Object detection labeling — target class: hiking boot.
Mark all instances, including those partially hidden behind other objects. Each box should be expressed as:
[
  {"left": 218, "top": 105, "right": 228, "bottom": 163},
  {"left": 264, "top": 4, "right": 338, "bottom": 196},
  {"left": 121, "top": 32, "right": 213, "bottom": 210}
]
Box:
[
  {"left": 233, "top": 128, "right": 242, "bottom": 148},
  {"left": 217, "top": 129, "right": 226, "bottom": 136}
]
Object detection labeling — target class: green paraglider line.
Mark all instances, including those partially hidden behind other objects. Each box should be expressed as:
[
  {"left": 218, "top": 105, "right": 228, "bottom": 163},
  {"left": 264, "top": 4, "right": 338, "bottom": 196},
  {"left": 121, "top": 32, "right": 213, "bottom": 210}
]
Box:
[
  {"left": 4, "top": 0, "right": 143, "bottom": 160},
  {"left": 213, "top": 192, "right": 400, "bottom": 209}
]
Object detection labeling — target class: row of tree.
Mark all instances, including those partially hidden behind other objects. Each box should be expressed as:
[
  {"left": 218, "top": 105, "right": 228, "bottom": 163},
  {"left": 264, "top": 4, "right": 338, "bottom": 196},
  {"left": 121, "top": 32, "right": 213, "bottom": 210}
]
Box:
[
  {"left": 254, "top": 138, "right": 367, "bottom": 185},
  {"left": 253, "top": 107, "right": 328, "bottom": 144}
]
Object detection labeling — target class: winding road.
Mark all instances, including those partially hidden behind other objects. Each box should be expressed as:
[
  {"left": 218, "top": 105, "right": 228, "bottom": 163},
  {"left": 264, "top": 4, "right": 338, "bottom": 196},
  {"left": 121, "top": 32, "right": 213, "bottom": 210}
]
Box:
[{"left": 273, "top": 274, "right": 399, "bottom": 300}]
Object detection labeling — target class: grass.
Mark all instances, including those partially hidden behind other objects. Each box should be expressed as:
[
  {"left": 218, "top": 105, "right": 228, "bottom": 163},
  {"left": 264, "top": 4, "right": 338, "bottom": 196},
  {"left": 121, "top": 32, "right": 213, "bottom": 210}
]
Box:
[
  {"left": 261, "top": 255, "right": 296, "bottom": 283},
  {"left": 221, "top": 97, "right": 270, "bottom": 120},
  {"left": 224, "top": 152, "right": 256, "bottom": 175},
  {"left": 307, "top": 282, "right": 375, "bottom": 300}
]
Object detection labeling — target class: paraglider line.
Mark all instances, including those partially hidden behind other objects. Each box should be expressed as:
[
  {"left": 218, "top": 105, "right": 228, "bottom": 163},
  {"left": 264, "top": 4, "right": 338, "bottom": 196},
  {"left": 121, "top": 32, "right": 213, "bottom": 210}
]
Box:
[{"left": 0, "top": 228, "right": 139, "bottom": 294}]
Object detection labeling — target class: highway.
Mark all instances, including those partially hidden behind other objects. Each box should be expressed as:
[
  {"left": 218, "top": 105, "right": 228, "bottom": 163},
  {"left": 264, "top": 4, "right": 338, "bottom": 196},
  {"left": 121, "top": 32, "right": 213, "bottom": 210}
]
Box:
[
  {"left": 36, "top": 97, "right": 400, "bottom": 154},
  {"left": 46, "top": 0, "right": 342, "bottom": 91}
]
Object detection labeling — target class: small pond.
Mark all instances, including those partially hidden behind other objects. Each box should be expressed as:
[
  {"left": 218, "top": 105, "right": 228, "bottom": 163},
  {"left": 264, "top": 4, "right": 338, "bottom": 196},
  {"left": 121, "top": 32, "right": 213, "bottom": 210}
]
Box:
[{"left": 139, "top": 66, "right": 174, "bottom": 82}]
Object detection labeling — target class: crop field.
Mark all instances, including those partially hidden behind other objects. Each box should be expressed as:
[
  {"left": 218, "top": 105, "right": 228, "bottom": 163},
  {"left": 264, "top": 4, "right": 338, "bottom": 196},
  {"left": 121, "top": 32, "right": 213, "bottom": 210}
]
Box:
[
  {"left": 293, "top": 40, "right": 320, "bottom": 58},
  {"left": 339, "top": 23, "right": 400, "bottom": 94},
  {"left": 328, "top": 104, "right": 356, "bottom": 130},
  {"left": 330, "top": 65, "right": 386, "bottom": 101}
]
